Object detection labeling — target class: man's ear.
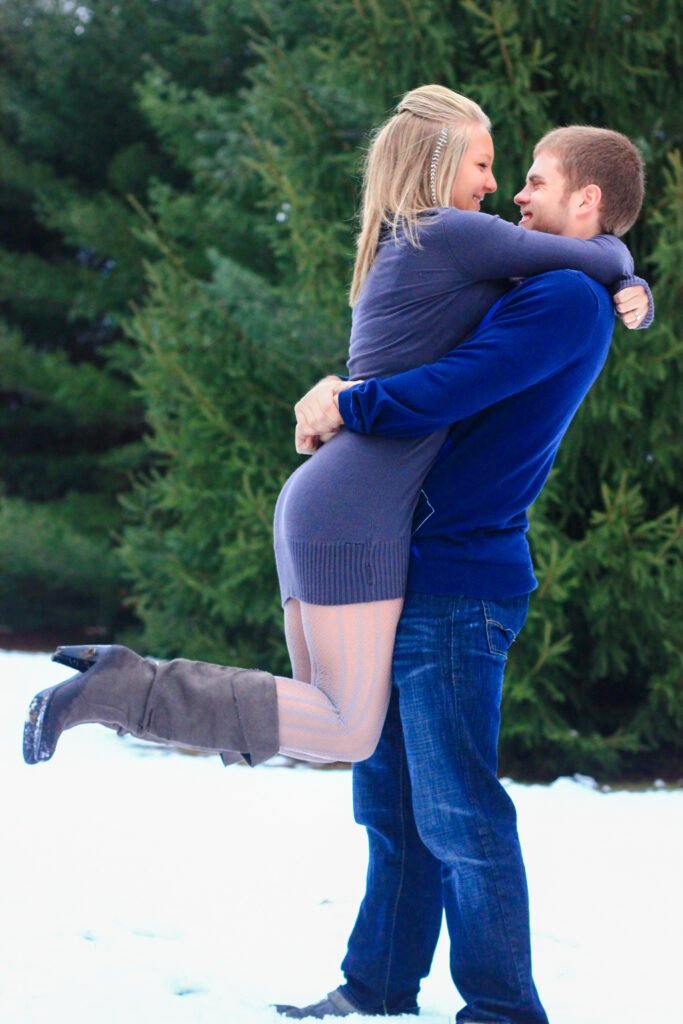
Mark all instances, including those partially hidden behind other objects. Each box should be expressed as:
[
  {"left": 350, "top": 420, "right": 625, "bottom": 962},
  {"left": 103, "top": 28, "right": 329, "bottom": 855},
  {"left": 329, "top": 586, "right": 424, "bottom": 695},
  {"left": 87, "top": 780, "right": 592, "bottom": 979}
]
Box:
[{"left": 578, "top": 183, "right": 602, "bottom": 215}]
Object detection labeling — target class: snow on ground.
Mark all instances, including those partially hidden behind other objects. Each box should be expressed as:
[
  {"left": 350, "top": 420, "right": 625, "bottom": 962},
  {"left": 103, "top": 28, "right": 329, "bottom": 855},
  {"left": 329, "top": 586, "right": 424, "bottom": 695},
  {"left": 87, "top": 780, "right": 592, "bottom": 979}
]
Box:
[{"left": 1, "top": 650, "right": 681, "bottom": 1024}]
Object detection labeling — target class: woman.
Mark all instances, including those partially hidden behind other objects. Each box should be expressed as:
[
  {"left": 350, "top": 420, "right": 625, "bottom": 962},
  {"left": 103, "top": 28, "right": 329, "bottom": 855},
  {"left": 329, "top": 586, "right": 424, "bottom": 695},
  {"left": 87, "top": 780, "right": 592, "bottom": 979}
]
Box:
[{"left": 23, "top": 86, "right": 649, "bottom": 768}]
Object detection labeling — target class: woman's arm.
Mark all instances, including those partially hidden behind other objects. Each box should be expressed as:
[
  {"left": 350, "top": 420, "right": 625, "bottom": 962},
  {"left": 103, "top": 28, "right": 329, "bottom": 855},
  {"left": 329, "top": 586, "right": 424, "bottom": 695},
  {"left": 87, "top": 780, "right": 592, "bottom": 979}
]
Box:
[
  {"left": 443, "top": 209, "right": 634, "bottom": 286},
  {"left": 613, "top": 278, "right": 654, "bottom": 328}
]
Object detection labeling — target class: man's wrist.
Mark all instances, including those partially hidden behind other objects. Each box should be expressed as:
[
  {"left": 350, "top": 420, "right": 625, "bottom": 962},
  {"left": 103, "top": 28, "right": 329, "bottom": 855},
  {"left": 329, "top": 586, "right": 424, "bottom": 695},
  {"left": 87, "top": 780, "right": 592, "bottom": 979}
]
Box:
[{"left": 336, "top": 386, "right": 355, "bottom": 430}]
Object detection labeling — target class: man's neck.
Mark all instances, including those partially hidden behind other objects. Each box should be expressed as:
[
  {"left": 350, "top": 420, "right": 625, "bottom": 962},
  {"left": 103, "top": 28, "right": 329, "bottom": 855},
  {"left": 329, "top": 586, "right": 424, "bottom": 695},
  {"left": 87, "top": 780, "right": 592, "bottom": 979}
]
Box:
[{"left": 565, "top": 215, "right": 603, "bottom": 240}]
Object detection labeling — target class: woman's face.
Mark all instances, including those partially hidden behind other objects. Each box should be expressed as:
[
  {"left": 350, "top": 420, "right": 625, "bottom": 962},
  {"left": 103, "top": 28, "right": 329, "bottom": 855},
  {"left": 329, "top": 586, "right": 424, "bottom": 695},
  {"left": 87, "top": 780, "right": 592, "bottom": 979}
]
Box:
[{"left": 450, "top": 126, "right": 496, "bottom": 211}]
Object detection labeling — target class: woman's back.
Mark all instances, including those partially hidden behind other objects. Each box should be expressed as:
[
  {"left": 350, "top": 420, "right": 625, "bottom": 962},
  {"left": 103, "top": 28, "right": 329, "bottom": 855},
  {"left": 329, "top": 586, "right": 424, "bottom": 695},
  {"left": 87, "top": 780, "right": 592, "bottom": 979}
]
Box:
[
  {"left": 275, "top": 213, "right": 510, "bottom": 607},
  {"left": 348, "top": 211, "right": 508, "bottom": 378}
]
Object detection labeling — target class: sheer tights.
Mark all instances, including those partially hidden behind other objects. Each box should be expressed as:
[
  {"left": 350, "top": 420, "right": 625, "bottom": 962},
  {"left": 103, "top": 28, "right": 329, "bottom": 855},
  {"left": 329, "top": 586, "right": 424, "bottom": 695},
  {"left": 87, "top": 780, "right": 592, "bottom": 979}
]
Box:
[{"left": 274, "top": 598, "right": 403, "bottom": 763}]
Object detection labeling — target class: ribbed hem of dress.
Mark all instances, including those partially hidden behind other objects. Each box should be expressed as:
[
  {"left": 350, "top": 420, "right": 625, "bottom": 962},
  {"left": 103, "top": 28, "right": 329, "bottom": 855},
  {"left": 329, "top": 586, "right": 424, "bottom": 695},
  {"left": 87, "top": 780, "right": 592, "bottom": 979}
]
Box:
[{"left": 280, "top": 538, "right": 409, "bottom": 606}]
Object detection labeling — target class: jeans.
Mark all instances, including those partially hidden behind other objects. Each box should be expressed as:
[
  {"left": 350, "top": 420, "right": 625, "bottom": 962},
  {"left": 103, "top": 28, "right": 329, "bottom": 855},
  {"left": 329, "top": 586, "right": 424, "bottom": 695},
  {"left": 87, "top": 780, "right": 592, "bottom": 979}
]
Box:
[{"left": 340, "top": 592, "right": 549, "bottom": 1024}]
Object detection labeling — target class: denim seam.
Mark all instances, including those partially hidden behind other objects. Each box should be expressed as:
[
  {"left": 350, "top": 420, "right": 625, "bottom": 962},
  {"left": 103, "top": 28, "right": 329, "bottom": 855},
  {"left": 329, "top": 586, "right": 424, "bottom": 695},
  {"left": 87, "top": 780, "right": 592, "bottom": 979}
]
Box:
[
  {"left": 451, "top": 599, "right": 530, "bottom": 1007},
  {"left": 380, "top": 740, "right": 408, "bottom": 1016}
]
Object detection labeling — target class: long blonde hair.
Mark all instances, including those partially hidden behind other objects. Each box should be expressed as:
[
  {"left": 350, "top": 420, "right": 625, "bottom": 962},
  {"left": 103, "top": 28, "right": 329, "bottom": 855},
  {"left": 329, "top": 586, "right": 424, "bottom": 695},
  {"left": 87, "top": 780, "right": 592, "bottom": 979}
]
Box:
[{"left": 350, "top": 85, "right": 490, "bottom": 306}]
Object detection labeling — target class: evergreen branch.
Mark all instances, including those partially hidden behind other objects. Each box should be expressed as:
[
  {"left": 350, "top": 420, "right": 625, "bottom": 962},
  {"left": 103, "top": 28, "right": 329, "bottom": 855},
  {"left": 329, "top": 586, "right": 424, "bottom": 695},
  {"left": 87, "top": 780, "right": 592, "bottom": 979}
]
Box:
[
  {"left": 127, "top": 193, "right": 296, "bottom": 419},
  {"left": 129, "top": 289, "right": 234, "bottom": 438},
  {"left": 491, "top": 0, "right": 515, "bottom": 82},
  {"left": 351, "top": 0, "right": 388, "bottom": 78},
  {"left": 240, "top": 472, "right": 276, "bottom": 535},
  {"left": 126, "top": 193, "right": 189, "bottom": 276},
  {"left": 655, "top": 511, "right": 682, "bottom": 559}
]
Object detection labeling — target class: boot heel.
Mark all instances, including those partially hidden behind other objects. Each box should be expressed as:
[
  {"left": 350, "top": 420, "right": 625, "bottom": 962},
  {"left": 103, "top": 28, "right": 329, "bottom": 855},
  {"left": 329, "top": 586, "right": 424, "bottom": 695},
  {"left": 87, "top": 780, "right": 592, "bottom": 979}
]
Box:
[
  {"left": 52, "top": 645, "right": 108, "bottom": 672},
  {"left": 23, "top": 689, "right": 53, "bottom": 764}
]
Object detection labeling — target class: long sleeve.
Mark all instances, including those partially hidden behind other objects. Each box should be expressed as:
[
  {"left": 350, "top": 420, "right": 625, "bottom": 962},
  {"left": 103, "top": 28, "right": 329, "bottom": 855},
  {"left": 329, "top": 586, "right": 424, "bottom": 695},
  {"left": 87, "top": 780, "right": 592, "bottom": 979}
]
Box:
[
  {"left": 339, "top": 272, "right": 611, "bottom": 438},
  {"left": 439, "top": 209, "right": 634, "bottom": 286},
  {"left": 448, "top": 212, "right": 653, "bottom": 324},
  {"left": 614, "top": 274, "right": 655, "bottom": 328}
]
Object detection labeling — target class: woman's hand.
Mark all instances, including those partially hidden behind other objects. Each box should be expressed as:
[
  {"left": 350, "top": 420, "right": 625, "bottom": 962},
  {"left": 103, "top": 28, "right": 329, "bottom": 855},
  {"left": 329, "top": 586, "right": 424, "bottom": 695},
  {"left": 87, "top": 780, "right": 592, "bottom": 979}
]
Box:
[
  {"left": 613, "top": 284, "right": 650, "bottom": 329},
  {"left": 294, "top": 426, "right": 339, "bottom": 455},
  {"left": 294, "top": 377, "right": 363, "bottom": 454}
]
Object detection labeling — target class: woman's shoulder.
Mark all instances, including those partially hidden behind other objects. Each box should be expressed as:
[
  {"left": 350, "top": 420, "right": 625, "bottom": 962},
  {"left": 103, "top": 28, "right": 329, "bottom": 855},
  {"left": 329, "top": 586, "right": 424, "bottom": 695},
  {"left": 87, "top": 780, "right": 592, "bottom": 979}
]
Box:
[{"left": 413, "top": 208, "right": 508, "bottom": 252}]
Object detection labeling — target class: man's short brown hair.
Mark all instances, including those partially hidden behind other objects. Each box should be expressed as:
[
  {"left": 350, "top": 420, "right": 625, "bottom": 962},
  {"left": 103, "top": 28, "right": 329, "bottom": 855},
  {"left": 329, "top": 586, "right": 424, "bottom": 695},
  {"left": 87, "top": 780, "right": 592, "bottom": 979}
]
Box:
[{"left": 534, "top": 126, "right": 645, "bottom": 236}]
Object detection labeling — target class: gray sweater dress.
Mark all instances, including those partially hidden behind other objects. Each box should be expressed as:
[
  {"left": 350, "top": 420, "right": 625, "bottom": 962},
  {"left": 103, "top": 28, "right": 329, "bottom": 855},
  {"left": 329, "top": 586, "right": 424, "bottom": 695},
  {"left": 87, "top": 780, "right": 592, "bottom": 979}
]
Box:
[{"left": 273, "top": 209, "right": 633, "bottom": 606}]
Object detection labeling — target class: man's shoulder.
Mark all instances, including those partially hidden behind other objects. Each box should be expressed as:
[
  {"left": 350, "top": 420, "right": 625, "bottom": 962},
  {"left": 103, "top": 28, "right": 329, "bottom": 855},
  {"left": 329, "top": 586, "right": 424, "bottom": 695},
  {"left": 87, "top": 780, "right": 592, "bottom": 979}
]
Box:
[
  {"left": 487, "top": 269, "right": 614, "bottom": 364},
  {"left": 511, "top": 268, "right": 612, "bottom": 314}
]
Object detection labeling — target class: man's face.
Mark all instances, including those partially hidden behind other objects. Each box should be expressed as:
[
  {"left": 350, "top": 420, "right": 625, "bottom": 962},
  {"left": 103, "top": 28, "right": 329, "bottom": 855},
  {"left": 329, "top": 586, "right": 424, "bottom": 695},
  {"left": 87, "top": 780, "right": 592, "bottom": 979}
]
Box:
[{"left": 514, "top": 151, "right": 574, "bottom": 236}]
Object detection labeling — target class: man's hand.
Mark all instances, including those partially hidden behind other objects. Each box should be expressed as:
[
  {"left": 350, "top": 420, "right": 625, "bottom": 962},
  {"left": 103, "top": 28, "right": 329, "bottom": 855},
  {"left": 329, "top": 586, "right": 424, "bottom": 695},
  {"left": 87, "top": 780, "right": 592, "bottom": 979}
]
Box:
[
  {"left": 294, "top": 376, "right": 363, "bottom": 454},
  {"left": 613, "top": 284, "right": 649, "bottom": 329}
]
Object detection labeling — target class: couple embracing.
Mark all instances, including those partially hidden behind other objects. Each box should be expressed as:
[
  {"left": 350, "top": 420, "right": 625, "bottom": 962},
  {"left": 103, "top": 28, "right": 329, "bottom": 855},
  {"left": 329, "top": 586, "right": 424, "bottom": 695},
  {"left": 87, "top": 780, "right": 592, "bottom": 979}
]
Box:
[{"left": 24, "top": 85, "right": 652, "bottom": 1024}]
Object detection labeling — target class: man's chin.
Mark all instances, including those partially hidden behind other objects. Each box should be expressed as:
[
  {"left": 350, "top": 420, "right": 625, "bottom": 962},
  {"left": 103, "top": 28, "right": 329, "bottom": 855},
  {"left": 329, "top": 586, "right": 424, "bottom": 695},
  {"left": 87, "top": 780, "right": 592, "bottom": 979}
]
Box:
[{"left": 523, "top": 218, "right": 558, "bottom": 235}]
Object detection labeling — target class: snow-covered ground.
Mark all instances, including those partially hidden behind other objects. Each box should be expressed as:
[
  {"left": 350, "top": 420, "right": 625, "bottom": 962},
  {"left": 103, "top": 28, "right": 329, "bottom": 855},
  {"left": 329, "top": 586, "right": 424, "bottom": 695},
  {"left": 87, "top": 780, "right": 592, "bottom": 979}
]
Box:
[{"left": 2, "top": 651, "right": 680, "bottom": 1024}]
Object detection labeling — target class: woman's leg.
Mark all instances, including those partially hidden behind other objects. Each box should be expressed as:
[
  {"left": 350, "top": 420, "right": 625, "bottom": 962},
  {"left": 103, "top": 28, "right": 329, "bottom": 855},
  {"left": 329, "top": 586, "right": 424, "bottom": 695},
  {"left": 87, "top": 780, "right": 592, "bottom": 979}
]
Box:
[
  {"left": 276, "top": 599, "right": 403, "bottom": 763},
  {"left": 282, "top": 598, "right": 312, "bottom": 683},
  {"left": 24, "top": 599, "right": 401, "bottom": 766}
]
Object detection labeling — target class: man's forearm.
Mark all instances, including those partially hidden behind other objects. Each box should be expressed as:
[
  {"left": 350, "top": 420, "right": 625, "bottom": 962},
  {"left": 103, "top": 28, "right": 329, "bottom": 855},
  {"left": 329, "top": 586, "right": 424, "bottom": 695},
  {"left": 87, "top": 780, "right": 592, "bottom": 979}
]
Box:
[{"left": 338, "top": 272, "right": 607, "bottom": 439}]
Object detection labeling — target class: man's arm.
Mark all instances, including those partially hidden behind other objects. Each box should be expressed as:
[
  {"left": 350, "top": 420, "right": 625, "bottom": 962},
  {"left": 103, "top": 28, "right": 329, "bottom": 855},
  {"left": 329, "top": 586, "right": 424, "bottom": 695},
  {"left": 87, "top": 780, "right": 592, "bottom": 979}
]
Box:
[
  {"left": 294, "top": 272, "right": 652, "bottom": 450},
  {"left": 337, "top": 273, "right": 610, "bottom": 440}
]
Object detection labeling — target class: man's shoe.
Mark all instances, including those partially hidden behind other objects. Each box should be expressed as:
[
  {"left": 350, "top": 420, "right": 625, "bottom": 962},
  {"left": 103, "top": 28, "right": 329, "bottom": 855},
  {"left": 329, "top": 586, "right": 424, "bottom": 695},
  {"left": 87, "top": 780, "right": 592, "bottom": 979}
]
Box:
[
  {"left": 274, "top": 987, "right": 368, "bottom": 1018},
  {"left": 274, "top": 986, "right": 419, "bottom": 1018}
]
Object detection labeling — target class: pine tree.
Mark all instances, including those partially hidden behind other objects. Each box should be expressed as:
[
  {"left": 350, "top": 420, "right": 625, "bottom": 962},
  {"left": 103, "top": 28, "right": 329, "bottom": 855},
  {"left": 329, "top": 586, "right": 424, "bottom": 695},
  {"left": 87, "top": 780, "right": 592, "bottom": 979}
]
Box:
[
  {"left": 77, "top": 1, "right": 683, "bottom": 775},
  {"left": 0, "top": 0, "right": 252, "bottom": 635}
]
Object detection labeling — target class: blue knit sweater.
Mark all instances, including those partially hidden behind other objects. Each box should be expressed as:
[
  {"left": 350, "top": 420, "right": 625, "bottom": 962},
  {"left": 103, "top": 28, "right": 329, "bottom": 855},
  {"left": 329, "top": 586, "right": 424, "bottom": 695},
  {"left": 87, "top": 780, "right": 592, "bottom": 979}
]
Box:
[{"left": 338, "top": 270, "right": 615, "bottom": 597}]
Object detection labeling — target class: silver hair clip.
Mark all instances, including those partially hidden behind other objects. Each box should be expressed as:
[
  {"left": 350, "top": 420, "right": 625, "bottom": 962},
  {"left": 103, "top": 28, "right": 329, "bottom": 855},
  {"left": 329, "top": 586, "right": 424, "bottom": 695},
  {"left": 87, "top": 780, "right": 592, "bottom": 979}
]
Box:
[{"left": 430, "top": 127, "right": 449, "bottom": 206}]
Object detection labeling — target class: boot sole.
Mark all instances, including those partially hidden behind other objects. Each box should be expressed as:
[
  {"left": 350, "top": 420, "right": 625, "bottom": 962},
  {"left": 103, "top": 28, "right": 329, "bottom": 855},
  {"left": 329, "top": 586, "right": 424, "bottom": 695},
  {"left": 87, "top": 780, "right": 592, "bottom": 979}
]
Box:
[{"left": 23, "top": 689, "right": 54, "bottom": 765}]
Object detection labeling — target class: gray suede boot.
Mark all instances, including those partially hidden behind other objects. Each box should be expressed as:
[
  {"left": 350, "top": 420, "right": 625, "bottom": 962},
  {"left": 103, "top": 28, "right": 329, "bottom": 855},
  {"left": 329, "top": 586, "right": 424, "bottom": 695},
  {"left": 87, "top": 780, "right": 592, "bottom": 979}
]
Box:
[{"left": 23, "top": 644, "right": 279, "bottom": 767}]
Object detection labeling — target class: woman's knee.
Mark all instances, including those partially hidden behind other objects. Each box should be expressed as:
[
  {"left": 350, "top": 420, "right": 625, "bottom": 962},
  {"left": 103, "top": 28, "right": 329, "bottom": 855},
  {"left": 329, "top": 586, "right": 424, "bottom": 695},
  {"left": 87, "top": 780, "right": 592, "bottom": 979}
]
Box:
[
  {"left": 346, "top": 732, "right": 382, "bottom": 764},
  {"left": 333, "top": 714, "right": 385, "bottom": 763}
]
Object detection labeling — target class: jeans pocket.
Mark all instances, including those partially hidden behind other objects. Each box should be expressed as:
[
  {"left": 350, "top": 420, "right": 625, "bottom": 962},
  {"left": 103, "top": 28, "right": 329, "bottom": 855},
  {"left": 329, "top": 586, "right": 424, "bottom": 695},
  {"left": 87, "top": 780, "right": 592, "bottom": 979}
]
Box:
[{"left": 481, "top": 596, "right": 529, "bottom": 659}]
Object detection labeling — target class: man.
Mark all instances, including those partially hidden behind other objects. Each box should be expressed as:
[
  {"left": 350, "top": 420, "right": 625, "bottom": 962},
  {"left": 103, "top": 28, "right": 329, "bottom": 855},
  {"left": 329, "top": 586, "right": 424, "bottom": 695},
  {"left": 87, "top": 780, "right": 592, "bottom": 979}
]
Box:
[{"left": 275, "top": 127, "right": 651, "bottom": 1023}]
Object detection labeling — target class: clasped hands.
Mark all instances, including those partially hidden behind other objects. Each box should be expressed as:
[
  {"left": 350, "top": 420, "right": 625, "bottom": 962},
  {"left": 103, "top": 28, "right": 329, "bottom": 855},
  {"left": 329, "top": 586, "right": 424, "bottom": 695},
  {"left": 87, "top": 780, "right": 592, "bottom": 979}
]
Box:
[{"left": 294, "top": 376, "right": 363, "bottom": 454}]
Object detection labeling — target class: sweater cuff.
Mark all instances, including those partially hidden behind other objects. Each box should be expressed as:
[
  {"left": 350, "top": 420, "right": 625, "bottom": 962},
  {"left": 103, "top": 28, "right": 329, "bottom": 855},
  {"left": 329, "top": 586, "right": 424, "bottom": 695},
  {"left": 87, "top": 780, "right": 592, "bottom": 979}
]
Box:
[
  {"left": 614, "top": 274, "right": 655, "bottom": 329},
  {"left": 337, "top": 386, "right": 362, "bottom": 432}
]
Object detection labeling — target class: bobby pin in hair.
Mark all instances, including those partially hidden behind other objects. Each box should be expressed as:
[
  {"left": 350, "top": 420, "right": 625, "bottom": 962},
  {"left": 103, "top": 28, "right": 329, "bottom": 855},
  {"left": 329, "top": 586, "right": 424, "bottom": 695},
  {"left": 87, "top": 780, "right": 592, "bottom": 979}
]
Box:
[{"left": 430, "top": 127, "right": 449, "bottom": 206}]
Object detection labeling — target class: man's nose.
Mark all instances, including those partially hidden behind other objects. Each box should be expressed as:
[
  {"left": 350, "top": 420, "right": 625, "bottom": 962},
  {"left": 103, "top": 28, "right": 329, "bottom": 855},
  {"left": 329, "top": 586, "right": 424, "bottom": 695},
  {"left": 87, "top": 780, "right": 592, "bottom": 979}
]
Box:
[{"left": 514, "top": 186, "right": 528, "bottom": 206}]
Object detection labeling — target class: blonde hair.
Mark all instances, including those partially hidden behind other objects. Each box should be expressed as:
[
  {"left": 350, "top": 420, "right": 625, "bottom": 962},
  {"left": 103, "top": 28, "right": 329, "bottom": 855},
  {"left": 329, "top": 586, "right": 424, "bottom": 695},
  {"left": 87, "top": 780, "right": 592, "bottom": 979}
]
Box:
[
  {"left": 350, "top": 85, "right": 490, "bottom": 305},
  {"left": 534, "top": 126, "right": 645, "bottom": 236}
]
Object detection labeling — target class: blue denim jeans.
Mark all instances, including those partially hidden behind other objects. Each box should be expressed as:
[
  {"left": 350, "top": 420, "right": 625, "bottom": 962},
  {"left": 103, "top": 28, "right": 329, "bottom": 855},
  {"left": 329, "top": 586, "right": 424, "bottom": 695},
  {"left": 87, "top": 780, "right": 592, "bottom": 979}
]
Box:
[{"left": 340, "top": 592, "right": 549, "bottom": 1024}]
